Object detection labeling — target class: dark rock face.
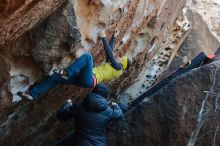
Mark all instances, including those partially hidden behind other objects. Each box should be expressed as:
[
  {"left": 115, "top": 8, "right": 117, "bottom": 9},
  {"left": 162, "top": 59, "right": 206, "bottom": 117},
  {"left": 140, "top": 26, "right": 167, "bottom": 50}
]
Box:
[
  {"left": 32, "top": 2, "right": 81, "bottom": 73},
  {"left": 107, "top": 61, "right": 220, "bottom": 146},
  {"left": 0, "top": 56, "right": 11, "bottom": 111}
]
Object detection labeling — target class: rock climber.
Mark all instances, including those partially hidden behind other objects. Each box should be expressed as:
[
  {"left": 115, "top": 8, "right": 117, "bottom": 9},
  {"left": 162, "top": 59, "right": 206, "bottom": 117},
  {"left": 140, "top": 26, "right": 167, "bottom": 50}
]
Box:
[
  {"left": 17, "top": 30, "right": 131, "bottom": 100},
  {"left": 54, "top": 84, "right": 123, "bottom": 146}
]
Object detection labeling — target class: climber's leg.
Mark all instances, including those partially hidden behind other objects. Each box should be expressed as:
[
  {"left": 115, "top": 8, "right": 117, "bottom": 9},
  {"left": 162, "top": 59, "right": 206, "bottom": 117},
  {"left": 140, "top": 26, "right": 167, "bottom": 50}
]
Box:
[
  {"left": 17, "top": 72, "right": 75, "bottom": 100},
  {"left": 28, "top": 73, "right": 75, "bottom": 99},
  {"left": 74, "top": 53, "right": 94, "bottom": 88},
  {"left": 65, "top": 53, "right": 93, "bottom": 79}
]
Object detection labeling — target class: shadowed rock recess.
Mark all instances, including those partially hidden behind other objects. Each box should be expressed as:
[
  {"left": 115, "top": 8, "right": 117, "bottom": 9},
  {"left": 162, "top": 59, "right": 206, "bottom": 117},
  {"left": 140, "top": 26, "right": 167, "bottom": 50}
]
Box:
[{"left": 0, "top": 0, "right": 220, "bottom": 145}]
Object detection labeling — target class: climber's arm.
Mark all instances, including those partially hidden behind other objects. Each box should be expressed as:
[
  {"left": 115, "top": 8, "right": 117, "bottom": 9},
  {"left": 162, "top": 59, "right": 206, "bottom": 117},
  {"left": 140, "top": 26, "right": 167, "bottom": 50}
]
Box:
[
  {"left": 101, "top": 37, "right": 122, "bottom": 70},
  {"left": 109, "top": 34, "right": 116, "bottom": 51}
]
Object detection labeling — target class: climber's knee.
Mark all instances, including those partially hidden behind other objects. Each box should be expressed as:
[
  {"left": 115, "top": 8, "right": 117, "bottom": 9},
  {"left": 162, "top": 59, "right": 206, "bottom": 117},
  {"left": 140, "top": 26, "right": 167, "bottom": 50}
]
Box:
[{"left": 82, "top": 53, "right": 93, "bottom": 61}]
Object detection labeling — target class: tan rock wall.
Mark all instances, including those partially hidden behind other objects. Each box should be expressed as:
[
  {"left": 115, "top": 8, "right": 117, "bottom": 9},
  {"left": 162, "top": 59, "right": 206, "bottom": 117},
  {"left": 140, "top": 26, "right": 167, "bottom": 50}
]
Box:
[{"left": 0, "top": 0, "right": 66, "bottom": 47}]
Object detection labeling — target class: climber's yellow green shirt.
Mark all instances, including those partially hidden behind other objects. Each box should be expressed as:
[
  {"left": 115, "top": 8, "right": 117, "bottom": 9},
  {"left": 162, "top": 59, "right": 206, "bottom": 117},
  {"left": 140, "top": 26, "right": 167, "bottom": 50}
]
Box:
[{"left": 93, "top": 63, "right": 122, "bottom": 83}]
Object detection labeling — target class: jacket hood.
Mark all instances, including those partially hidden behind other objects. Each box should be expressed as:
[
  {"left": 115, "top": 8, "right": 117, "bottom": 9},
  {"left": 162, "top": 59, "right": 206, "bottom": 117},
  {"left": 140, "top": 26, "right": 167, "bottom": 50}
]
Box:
[{"left": 83, "top": 93, "right": 108, "bottom": 112}]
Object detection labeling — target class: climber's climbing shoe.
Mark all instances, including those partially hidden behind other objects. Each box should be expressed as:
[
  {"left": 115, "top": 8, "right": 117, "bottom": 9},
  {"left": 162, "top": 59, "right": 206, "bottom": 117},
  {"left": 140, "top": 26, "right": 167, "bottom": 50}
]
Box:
[
  {"left": 53, "top": 69, "right": 68, "bottom": 80},
  {"left": 17, "top": 91, "right": 34, "bottom": 101}
]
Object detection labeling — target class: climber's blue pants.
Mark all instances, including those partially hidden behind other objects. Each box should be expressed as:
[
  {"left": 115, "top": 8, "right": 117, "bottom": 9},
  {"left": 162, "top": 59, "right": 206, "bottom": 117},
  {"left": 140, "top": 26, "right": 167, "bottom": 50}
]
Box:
[{"left": 29, "top": 53, "right": 94, "bottom": 98}]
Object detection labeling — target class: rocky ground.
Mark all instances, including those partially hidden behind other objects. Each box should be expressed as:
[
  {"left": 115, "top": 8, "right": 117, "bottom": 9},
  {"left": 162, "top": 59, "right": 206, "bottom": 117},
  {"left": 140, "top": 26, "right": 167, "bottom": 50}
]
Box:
[
  {"left": 108, "top": 60, "right": 220, "bottom": 146},
  {"left": 0, "top": 0, "right": 220, "bottom": 146}
]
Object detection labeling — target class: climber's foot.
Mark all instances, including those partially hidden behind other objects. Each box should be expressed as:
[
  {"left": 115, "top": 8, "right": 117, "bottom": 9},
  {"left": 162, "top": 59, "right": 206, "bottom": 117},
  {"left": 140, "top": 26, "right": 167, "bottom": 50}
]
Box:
[
  {"left": 17, "top": 91, "right": 34, "bottom": 101},
  {"left": 53, "top": 69, "right": 68, "bottom": 80},
  {"left": 112, "top": 5, "right": 128, "bottom": 22}
]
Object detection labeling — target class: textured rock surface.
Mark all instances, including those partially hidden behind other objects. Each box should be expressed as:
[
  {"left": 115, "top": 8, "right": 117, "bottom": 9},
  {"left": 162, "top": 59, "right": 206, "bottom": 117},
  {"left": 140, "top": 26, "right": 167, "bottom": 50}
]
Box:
[
  {"left": 162, "top": 8, "right": 220, "bottom": 78},
  {"left": 0, "top": 0, "right": 220, "bottom": 145},
  {"left": 0, "top": 56, "right": 11, "bottom": 111},
  {"left": 107, "top": 61, "right": 220, "bottom": 146},
  {"left": 104, "top": 0, "right": 190, "bottom": 99},
  {"left": 31, "top": 1, "right": 81, "bottom": 73},
  {"left": 1, "top": 1, "right": 82, "bottom": 102},
  {"left": 186, "top": 0, "right": 220, "bottom": 43},
  {"left": 0, "top": 0, "right": 66, "bottom": 47}
]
